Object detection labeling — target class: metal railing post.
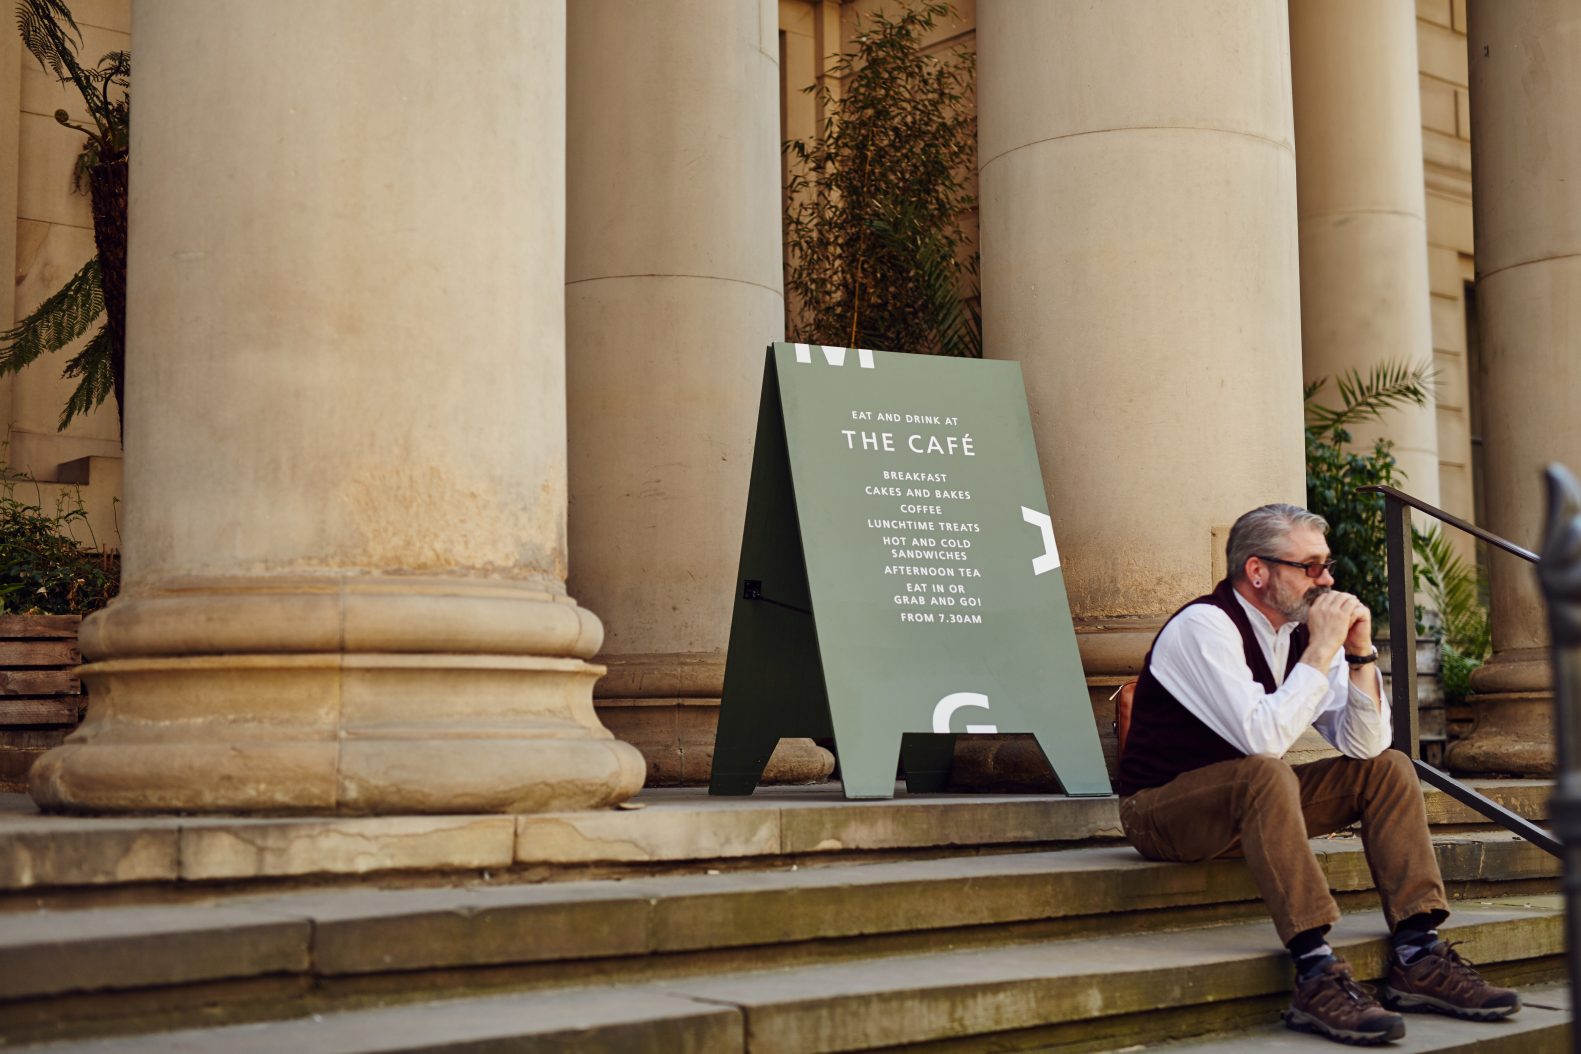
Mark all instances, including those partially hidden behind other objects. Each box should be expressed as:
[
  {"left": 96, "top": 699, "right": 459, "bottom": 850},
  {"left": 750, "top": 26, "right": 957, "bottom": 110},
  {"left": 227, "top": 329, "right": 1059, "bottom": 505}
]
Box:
[
  {"left": 1359, "top": 483, "right": 1560, "bottom": 858},
  {"left": 1382, "top": 493, "right": 1419, "bottom": 758},
  {"left": 1537, "top": 463, "right": 1581, "bottom": 1026}
]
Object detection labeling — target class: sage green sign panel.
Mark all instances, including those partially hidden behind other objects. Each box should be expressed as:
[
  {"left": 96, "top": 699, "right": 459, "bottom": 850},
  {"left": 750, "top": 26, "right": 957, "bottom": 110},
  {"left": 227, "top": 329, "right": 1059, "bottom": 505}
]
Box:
[{"left": 710, "top": 343, "right": 1110, "bottom": 799}]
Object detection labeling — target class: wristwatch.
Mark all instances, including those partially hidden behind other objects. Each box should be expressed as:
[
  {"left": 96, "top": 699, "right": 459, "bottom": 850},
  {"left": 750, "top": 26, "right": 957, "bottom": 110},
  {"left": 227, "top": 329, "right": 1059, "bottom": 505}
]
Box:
[{"left": 1344, "top": 649, "right": 1379, "bottom": 666}]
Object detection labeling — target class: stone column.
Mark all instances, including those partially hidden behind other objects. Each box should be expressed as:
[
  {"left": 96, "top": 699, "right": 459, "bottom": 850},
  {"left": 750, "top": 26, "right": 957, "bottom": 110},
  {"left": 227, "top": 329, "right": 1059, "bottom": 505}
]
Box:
[
  {"left": 976, "top": 0, "right": 1307, "bottom": 772},
  {"left": 565, "top": 1, "right": 832, "bottom": 784},
  {"left": 1450, "top": 0, "right": 1581, "bottom": 776},
  {"left": 1290, "top": 0, "right": 1440, "bottom": 504},
  {"left": 30, "top": 0, "right": 646, "bottom": 813}
]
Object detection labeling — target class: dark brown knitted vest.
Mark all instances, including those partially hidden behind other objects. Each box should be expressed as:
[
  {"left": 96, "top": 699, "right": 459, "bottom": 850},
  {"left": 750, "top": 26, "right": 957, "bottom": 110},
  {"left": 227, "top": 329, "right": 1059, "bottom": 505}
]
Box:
[{"left": 1116, "top": 578, "right": 1309, "bottom": 796}]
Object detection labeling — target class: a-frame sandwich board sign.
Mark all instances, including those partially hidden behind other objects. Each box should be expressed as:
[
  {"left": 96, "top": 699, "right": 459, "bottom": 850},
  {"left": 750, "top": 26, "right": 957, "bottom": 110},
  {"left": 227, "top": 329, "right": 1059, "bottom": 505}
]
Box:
[{"left": 709, "top": 343, "right": 1111, "bottom": 799}]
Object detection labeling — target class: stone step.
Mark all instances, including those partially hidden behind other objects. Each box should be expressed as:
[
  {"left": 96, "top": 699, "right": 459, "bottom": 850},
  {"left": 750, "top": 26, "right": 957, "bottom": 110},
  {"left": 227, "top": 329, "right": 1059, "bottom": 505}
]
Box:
[
  {"left": 3, "top": 833, "right": 1557, "bottom": 1001},
  {"left": 0, "top": 778, "right": 1553, "bottom": 897},
  {"left": 8, "top": 903, "right": 1564, "bottom": 1053},
  {"left": 0, "top": 833, "right": 1559, "bottom": 1045},
  {"left": 1129, "top": 981, "right": 1571, "bottom": 1053},
  {"left": 12, "top": 987, "right": 741, "bottom": 1053}
]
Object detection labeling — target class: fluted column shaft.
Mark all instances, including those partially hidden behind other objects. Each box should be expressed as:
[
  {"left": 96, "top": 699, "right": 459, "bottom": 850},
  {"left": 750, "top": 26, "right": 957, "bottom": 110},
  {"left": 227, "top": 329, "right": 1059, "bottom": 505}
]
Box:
[
  {"left": 1291, "top": 0, "right": 1440, "bottom": 503},
  {"left": 1451, "top": 0, "right": 1581, "bottom": 775},
  {"left": 31, "top": 0, "right": 644, "bottom": 813}
]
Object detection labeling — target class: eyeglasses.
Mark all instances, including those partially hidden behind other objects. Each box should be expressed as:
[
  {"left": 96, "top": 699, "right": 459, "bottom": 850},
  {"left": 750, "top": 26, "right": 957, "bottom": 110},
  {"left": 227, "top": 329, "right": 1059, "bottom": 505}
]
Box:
[{"left": 1255, "top": 555, "right": 1337, "bottom": 579}]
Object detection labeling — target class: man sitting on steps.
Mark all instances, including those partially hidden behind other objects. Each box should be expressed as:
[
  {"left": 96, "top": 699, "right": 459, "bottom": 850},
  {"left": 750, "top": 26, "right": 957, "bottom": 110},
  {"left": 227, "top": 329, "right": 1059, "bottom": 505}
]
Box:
[{"left": 1116, "top": 503, "right": 1520, "bottom": 1046}]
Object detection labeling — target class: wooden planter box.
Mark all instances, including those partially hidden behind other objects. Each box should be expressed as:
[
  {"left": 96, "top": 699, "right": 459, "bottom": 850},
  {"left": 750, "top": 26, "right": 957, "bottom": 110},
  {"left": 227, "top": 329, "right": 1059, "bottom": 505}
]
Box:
[{"left": 0, "top": 614, "right": 84, "bottom": 792}]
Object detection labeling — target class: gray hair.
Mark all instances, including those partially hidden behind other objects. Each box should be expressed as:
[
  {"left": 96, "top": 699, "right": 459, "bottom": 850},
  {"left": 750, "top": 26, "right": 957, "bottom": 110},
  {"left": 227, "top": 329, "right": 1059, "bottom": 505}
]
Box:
[{"left": 1226, "top": 503, "right": 1329, "bottom": 582}]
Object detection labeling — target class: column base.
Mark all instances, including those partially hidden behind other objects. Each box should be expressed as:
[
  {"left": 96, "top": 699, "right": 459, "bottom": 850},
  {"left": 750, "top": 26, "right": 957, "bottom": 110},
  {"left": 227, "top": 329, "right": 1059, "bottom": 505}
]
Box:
[
  {"left": 28, "top": 578, "right": 648, "bottom": 814},
  {"left": 1446, "top": 648, "right": 1555, "bottom": 777},
  {"left": 589, "top": 652, "right": 829, "bottom": 786},
  {"left": 595, "top": 699, "right": 834, "bottom": 786}
]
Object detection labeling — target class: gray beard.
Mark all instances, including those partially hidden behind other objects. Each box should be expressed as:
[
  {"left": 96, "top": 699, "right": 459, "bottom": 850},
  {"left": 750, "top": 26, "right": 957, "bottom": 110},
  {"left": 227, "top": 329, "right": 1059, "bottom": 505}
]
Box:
[{"left": 1273, "top": 581, "right": 1330, "bottom": 623}]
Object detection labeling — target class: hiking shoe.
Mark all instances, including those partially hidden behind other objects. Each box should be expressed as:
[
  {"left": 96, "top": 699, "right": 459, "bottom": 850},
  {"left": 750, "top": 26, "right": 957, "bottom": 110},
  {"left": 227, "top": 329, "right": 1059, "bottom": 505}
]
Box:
[
  {"left": 1382, "top": 940, "right": 1521, "bottom": 1020},
  {"left": 1282, "top": 958, "right": 1406, "bottom": 1046}
]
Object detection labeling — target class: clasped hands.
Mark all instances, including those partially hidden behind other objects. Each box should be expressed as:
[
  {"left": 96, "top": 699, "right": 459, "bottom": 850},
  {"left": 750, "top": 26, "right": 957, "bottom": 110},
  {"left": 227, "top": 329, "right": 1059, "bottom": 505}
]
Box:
[{"left": 1305, "top": 591, "right": 1374, "bottom": 667}]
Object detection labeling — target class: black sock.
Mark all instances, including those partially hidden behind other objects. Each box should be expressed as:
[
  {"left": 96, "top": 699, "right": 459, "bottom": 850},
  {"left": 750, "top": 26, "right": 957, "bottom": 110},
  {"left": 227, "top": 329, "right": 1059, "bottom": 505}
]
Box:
[
  {"left": 1392, "top": 911, "right": 1447, "bottom": 964},
  {"left": 1288, "top": 926, "right": 1335, "bottom": 980}
]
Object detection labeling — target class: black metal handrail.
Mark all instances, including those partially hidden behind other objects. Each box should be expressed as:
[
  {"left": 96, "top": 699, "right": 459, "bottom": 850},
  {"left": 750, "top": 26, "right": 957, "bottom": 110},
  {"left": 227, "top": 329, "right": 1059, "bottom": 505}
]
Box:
[
  {"left": 1360, "top": 484, "right": 1538, "bottom": 563},
  {"left": 1356, "top": 484, "right": 1560, "bottom": 856}
]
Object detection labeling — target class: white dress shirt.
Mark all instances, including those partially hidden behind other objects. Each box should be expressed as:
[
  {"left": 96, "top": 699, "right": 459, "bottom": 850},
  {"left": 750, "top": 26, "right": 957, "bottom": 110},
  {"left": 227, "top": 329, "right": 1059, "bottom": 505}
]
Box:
[{"left": 1148, "top": 589, "right": 1392, "bottom": 760}]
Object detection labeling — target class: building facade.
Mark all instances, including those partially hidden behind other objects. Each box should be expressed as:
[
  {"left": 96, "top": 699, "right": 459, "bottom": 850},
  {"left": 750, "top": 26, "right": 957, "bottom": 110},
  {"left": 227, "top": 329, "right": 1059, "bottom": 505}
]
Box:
[{"left": 2, "top": 0, "right": 1576, "bottom": 813}]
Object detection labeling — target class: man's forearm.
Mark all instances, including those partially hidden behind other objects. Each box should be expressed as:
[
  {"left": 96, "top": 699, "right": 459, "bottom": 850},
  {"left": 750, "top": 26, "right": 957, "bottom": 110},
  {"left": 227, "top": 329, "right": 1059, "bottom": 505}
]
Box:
[
  {"left": 1300, "top": 639, "right": 1342, "bottom": 674},
  {"left": 1348, "top": 661, "right": 1383, "bottom": 710}
]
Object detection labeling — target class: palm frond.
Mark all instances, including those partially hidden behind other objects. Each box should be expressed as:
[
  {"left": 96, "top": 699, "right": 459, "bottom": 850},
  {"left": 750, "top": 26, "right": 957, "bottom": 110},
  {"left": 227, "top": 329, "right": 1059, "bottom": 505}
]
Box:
[
  {"left": 1305, "top": 359, "right": 1436, "bottom": 434},
  {"left": 1412, "top": 525, "right": 1491, "bottom": 660},
  {"left": 0, "top": 256, "right": 103, "bottom": 375},
  {"left": 57, "top": 323, "right": 114, "bottom": 429}
]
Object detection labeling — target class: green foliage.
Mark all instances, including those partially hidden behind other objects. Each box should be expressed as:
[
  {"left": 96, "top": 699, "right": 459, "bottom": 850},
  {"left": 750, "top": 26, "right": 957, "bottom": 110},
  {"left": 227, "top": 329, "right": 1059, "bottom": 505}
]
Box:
[
  {"left": 784, "top": 1, "right": 978, "bottom": 356},
  {"left": 58, "top": 324, "right": 115, "bottom": 429},
  {"left": 0, "top": 465, "right": 118, "bottom": 616},
  {"left": 3, "top": 0, "right": 128, "bottom": 429},
  {"left": 1305, "top": 428, "right": 1399, "bottom": 621},
  {"left": 0, "top": 257, "right": 101, "bottom": 377},
  {"left": 1304, "top": 360, "right": 1436, "bottom": 627},
  {"left": 15, "top": 0, "right": 129, "bottom": 164},
  {"left": 1412, "top": 526, "right": 1491, "bottom": 703},
  {"left": 1304, "top": 360, "right": 1435, "bottom": 436}
]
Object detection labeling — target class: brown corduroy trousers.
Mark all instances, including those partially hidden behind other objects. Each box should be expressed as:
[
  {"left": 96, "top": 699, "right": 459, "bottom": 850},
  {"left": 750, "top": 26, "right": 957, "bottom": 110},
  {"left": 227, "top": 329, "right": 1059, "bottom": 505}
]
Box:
[{"left": 1118, "top": 750, "right": 1449, "bottom": 944}]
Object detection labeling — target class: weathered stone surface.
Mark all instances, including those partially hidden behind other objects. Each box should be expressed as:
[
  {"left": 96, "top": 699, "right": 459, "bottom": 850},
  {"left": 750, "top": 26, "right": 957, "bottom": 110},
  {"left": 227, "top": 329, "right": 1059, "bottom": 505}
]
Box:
[
  {"left": 644, "top": 848, "right": 1245, "bottom": 953},
  {"left": 29, "top": 2, "right": 648, "bottom": 819},
  {"left": 515, "top": 790, "right": 1128, "bottom": 864},
  {"left": 16, "top": 988, "right": 743, "bottom": 1053},
  {"left": 1320, "top": 830, "right": 1560, "bottom": 890},
  {"left": 595, "top": 699, "right": 833, "bottom": 787},
  {"left": 1422, "top": 779, "right": 1551, "bottom": 824},
  {"left": 1, "top": 775, "right": 1551, "bottom": 891},
  {"left": 1449, "top": 686, "right": 1558, "bottom": 777},
  {"left": 517, "top": 803, "right": 781, "bottom": 863},
  {"left": 0, "top": 904, "right": 309, "bottom": 999},
  {"left": 7, "top": 834, "right": 1548, "bottom": 997},
  {"left": 248, "top": 883, "right": 654, "bottom": 975},
  {"left": 1165, "top": 981, "right": 1570, "bottom": 1051},
  {"left": 0, "top": 810, "right": 179, "bottom": 889},
  {"left": 661, "top": 906, "right": 1562, "bottom": 1054},
  {"left": 0, "top": 826, "right": 1561, "bottom": 1051},
  {"left": 178, "top": 815, "right": 517, "bottom": 880},
  {"left": 775, "top": 795, "right": 1123, "bottom": 855}
]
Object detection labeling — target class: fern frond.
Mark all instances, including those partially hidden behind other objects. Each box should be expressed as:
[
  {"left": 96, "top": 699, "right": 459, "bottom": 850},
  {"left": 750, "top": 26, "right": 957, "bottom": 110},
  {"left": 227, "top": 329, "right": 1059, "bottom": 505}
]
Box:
[
  {"left": 0, "top": 256, "right": 103, "bottom": 375},
  {"left": 14, "top": 1, "right": 120, "bottom": 140},
  {"left": 57, "top": 323, "right": 114, "bottom": 429},
  {"left": 14, "top": 0, "right": 81, "bottom": 83}
]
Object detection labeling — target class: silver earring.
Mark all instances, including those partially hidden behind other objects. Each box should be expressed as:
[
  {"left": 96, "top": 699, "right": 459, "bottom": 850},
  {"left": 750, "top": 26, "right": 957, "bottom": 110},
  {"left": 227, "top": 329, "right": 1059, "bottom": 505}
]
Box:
[{"left": 1253, "top": 579, "right": 1261, "bottom": 587}]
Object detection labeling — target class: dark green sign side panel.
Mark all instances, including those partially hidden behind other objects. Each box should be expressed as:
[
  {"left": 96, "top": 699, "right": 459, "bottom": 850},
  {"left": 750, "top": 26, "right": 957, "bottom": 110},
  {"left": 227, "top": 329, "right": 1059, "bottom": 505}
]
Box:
[
  {"left": 710, "top": 353, "right": 833, "bottom": 795},
  {"left": 774, "top": 343, "right": 1109, "bottom": 799}
]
